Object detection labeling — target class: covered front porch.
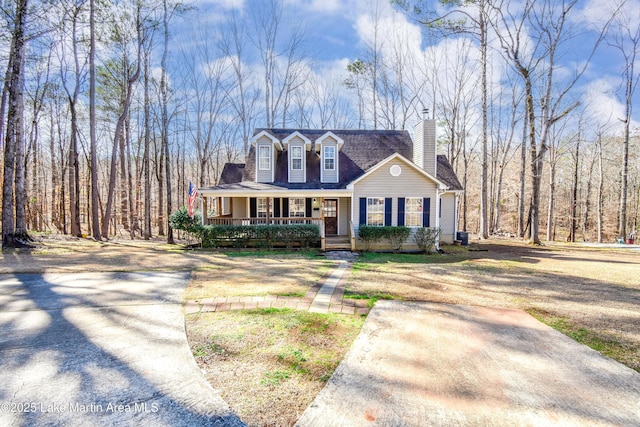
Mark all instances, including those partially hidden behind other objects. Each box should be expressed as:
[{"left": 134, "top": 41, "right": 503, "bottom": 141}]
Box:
[{"left": 198, "top": 186, "right": 354, "bottom": 251}]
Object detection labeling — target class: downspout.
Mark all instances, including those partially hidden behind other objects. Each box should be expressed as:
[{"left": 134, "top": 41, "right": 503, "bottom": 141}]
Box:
[{"left": 436, "top": 188, "right": 446, "bottom": 250}]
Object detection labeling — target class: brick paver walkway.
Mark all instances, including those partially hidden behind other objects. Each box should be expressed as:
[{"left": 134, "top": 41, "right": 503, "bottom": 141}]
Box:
[{"left": 185, "top": 252, "right": 369, "bottom": 316}]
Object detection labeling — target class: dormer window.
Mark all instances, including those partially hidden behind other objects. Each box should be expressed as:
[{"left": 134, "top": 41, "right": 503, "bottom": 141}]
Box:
[
  {"left": 324, "top": 146, "right": 335, "bottom": 170},
  {"left": 283, "top": 131, "right": 310, "bottom": 183},
  {"left": 251, "top": 130, "right": 282, "bottom": 183},
  {"left": 316, "top": 132, "right": 343, "bottom": 184},
  {"left": 291, "top": 146, "right": 303, "bottom": 170},
  {"left": 258, "top": 145, "right": 271, "bottom": 170}
]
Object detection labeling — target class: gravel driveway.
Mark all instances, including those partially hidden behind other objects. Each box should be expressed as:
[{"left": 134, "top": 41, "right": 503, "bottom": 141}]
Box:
[{"left": 0, "top": 272, "right": 244, "bottom": 426}]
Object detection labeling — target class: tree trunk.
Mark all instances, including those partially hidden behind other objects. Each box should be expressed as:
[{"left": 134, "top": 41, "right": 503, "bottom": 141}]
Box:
[
  {"left": 101, "top": 9, "right": 142, "bottom": 238},
  {"left": 143, "top": 45, "right": 152, "bottom": 240},
  {"left": 583, "top": 151, "right": 596, "bottom": 241},
  {"left": 518, "top": 106, "right": 527, "bottom": 238},
  {"left": 619, "top": 115, "right": 630, "bottom": 239},
  {"left": 597, "top": 135, "right": 604, "bottom": 243},
  {"left": 68, "top": 105, "right": 81, "bottom": 236},
  {"left": 479, "top": 5, "right": 489, "bottom": 240},
  {"left": 2, "top": 0, "right": 29, "bottom": 248},
  {"left": 161, "top": 0, "right": 174, "bottom": 244},
  {"left": 89, "top": 0, "right": 101, "bottom": 241},
  {"left": 569, "top": 139, "right": 580, "bottom": 242},
  {"left": 119, "top": 126, "right": 129, "bottom": 230},
  {"left": 101, "top": 79, "right": 139, "bottom": 238},
  {"left": 49, "top": 105, "right": 60, "bottom": 231},
  {"left": 546, "top": 157, "right": 556, "bottom": 242}
]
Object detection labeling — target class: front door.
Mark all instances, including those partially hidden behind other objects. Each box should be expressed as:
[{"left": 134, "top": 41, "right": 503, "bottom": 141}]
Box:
[{"left": 324, "top": 199, "right": 338, "bottom": 235}]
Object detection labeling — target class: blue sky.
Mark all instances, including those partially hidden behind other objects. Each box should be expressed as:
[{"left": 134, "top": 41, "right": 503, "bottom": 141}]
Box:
[{"left": 172, "top": 0, "right": 640, "bottom": 135}]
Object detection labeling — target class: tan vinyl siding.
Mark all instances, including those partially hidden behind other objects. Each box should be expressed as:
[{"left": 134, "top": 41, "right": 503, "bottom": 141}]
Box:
[
  {"left": 338, "top": 197, "right": 350, "bottom": 236},
  {"left": 232, "top": 197, "right": 247, "bottom": 219},
  {"left": 352, "top": 158, "right": 438, "bottom": 231},
  {"left": 222, "top": 197, "right": 231, "bottom": 215},
  {"left": 288, "top": 139, "right": 305, "bottom": 183},
  {"left": 321, "top": 139, "right": 339, "bottom": 183},
  {"left": 439, "top": 193, "right": 456, "bottom": 243},
  {"left": 256, "top": 139, "right": 273, "bottom": 183}
]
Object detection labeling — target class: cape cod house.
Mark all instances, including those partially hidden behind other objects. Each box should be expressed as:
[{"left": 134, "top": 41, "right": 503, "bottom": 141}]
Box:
[{"left": 198, "top": 113, "right": 463, "bottom": 251}]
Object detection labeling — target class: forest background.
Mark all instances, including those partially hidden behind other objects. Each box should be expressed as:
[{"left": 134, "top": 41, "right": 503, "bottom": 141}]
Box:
[{"left": 1, "top": 0, "right": 639, "bottom": 248}]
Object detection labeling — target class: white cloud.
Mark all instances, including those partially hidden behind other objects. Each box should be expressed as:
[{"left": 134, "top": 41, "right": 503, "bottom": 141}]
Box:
[
  {"left": 308, "top": 0, "right": 341, "bottom": 13},
  {"left": 193, "top": 0, "right": 245, "bottom": 10},
  {"left": 581, "top": 77, "right": 631, "bottom": 133}
]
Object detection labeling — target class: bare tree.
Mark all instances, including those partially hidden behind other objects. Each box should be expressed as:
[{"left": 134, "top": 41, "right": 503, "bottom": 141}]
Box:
[
  {"left": 220, "top": 11, "right": 261, "bottom": 156},
  {"left": 89, "top": 0, "right": 101, "bottom": 240},
  {"left": 181, "top": 27, "right": 231, "bottom": 187},
  {"left": 609, "top": 5, "right": 640, "bottom": 240},
  {"left": 251, "top": 0, "right": 308, "bottom": 128},
  {"left": 393, "top": 0, "right": 492, "bottom": 239},
  {"left": 489, "top": 69, "right": 522, "bottom": 233},
  {"left": 58, "top": 0, "right": 87, "bottom": 237},
  {"left": 2, "top": 0, "right": 29, "bottom": 248},
  {"left": 489, "top": 0, "right": 616, "bottom": 244},
  {"left": 101, "top": 0, "right": 144, "bottom": 238},
  {"left": 435, "top": 37, "right": 479, "bottom": 173}
]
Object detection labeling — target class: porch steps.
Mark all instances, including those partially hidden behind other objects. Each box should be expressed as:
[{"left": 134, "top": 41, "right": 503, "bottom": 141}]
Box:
[{"left": 325, "top": 236, "right": 352, "bottom": 251}]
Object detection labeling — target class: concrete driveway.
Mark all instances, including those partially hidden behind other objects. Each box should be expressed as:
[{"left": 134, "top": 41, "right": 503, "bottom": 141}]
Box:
[
  {"left": 298, "top": 300, "right": 640, "bottom": 426},
  {"left": 0, "top": 272, "right": 244, "bottom": 426}
]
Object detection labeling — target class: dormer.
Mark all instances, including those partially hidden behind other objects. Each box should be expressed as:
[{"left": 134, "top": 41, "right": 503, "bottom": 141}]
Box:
[
  {"left": 283, "top": 131, "right": 312, "bottom": 183},
  {"left": 316, "top": 132, "right": 344, "bottom": 184},
  {"left": 251, "top": 130, "right": 283, "bottom": 183}
]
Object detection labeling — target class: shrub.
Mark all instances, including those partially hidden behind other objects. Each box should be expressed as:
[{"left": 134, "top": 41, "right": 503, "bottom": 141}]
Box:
[
  {"left": 358, "top": 225, "right": 411, "bottom": 252},
  {"left": 199, "top": 224, "right": 320, "bottom": 249},
  {"left": 358, "top": 225, "right": 386, "bottom": 251},
  {"left": 386, "top": 226, "right": 411, "bottom": 252},
  {"left": 169, "top": 207, "right": 203, "bottom": 237},
  {"left": 414, "top": 227, "right": 441, "bottom": 254}
]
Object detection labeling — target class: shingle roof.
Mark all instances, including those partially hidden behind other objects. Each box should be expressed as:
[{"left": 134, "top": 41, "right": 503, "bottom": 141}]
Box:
[
  {"left": 437, "top": 155, "right": 463, "bottom": 191},
  {"left": 214, "top": 128, "right": 463, "bottom": 191},
  {"left": 219, "top": 163, "right": 245, "bottom": 185}
]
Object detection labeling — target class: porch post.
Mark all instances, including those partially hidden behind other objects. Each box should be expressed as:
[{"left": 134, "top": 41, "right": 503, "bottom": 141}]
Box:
[
  {"left": 320, "top": 198, "right": 325, "bottom": 251},
  {"left": 217, "top": 197, "right": 222, "bottom": 217},
  {"left": 267, "top": 197, "right": 271, "bottom": 224},
  {"left": 202, "top": 197, "right": 207, "bottom": 225}
]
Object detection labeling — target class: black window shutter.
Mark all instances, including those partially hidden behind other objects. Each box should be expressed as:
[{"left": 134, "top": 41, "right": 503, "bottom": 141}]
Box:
[
  {"left": 282, "top": 198, "right": 289, "bottom": 217},
  {"left": 250, "top": 198, "right": 257, "bottom": 218},
  {"left": 305, "top": 198, "right": 312, "bottom": 217},
  {"left": 423, "top": 197, "right": 431, "bottom": 227},
  {"left": 359, "top": 198, "right": 366, "bottom": 225},
  {"left": 397, "top": 198, "right": 405, "bottom": 226},
  {"left": 384, "top": 198, "right": 392, "bottom": 226},
  {"left": 274, "top": 198, "right": 281, "bottom": 217}
]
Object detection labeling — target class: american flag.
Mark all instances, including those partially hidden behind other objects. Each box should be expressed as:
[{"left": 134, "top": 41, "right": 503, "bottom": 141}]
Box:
[{"left": 188, "top": 181, "right": 198, "bottom": 218}]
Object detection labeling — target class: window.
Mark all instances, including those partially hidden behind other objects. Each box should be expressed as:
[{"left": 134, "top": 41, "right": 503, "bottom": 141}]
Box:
[
  {"left": 367, "top": 197, "right": 385, "bottom": 226},
  {"left": 324, "top": 146, "right": 335, "bottom": 170},
  {"left": 289, "top": 198, "right": 305, "bottom": 217},
  {"left": 405, "top": 197, "right": 423, "bottom": 227},
  {"left": 258, "top": 145, "right": 271, "bottom": 170},
  {"left": 291, "top": 146, "right": 303, "bottom": 170},
  {"left": 257, "top": 198, "right": 269, "bottom": 218}
]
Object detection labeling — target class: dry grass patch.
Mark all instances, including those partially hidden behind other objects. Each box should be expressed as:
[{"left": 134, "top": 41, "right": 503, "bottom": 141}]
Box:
[
  {"left": 185, "top": 255, "right": 331, "bottom": 300},
  {"left": 349, "top": 241, "right": 640, "bottom": 372},
  {"left": 187, "top": 308, "right": 364, "bottom": 427}
]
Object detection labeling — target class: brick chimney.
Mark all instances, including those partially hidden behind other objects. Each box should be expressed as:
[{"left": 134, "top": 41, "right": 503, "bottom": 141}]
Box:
[{"left": 413, "top": 108, "right": 437, "bottom": 177}]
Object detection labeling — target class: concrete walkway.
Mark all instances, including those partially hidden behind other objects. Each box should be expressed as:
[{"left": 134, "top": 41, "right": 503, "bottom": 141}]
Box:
[
  {"left": 186, "top": 252, "right": 368, "bottom": 316},
  {"left": 0, "top": 272, "right": 244, "bottom": 426},
  {"left": 297, "top": 300, "right": 640, "bottom": 426}
]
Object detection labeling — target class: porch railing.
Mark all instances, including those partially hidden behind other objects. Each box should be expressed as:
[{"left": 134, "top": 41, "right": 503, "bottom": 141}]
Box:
[{"left": 206, "top": 216, "right": 323, "bottom": 230}]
